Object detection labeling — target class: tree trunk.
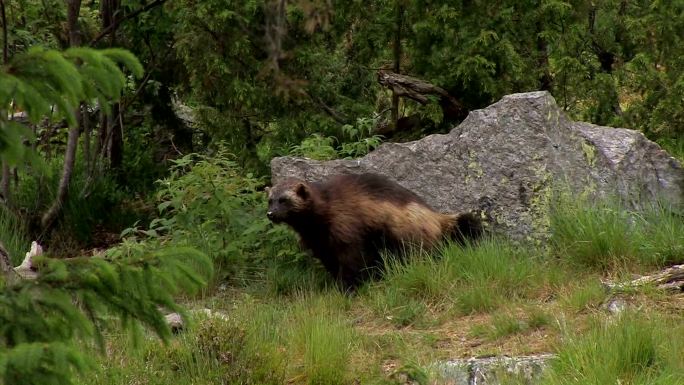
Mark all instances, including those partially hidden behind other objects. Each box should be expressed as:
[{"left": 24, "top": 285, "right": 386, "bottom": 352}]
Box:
[
  {"left": 0, "top": 241, "right": 13, "bottom": 280},
  {"left": 390, "top": 1, "right": 404, "bottom": 131},
  {"left": 97, "top": 110, "right": 107, "bottom": 160},
  {"left": 0, "top": 164, "right": 9, "bottom": 204},
  {"left": 107, "top": 103, "right": 123, "bottom": 170},
  {"left": 66, "top": 0, "right": 82, "bottom": 46},
  {"left": 536, "top": 20, "right": 552, "bottom": 91},
  {"left": 42, "top": 109, "right": 81, "bottom": 228},
  {"left": 41, "top": 0, "right": 82, "bottom": 229},
  {"left": 82, "top": 105, "right": 91, "bottom": 173},
  {"left": 0, "top": 0, "right": 8, "bottom": 64},
  {"left": 100, "top": 0, "right": 124, "bottom": 170},
  {"left": 1, "top": 0, "right": 9, "bottom": 205},
  {"left": 605, "top": 264, "right": 684, "bottom": 293}
]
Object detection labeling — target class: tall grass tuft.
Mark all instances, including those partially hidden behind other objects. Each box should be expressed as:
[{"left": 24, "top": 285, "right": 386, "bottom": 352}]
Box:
[
  {"left": 638, "top": 202, "right": 684, "bottom": 266},
  {"left": 368, "top": 238, "right": 559, "bottom": 318},
  {"left": 542, "top": 313, "right": 684, "bottom": 385},
  {"left": 550, "top": 193, "right": 638, "bottom": 270},
  {"left": 289, "top": 294, "right": 356, "bottom": 385},
  {"left": 550, "top": 191, "right": 684, "bottom": 271},
  {"left": 0, "top": 205, "right": 31, "bottom": 265},
  {"left": 444, "top": 238, "right": 556, "bottom": 314}
]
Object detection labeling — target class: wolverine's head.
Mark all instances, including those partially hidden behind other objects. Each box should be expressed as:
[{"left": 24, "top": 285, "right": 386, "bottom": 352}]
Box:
[{"left": 265, "top": 177, "right": 312, "bottom": 224}]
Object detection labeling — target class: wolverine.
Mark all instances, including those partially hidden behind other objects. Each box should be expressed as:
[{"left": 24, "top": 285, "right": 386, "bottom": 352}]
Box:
[{"left": 266, "top": 173, "right": 482, "bottom": 290}]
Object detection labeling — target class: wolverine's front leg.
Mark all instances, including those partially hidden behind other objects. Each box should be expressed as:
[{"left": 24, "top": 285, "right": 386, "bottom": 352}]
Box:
[{"left": 335, "top": 246, "right": 375, "bottom": 292}]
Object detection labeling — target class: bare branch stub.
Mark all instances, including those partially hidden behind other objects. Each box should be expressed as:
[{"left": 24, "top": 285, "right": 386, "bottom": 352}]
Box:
[{"left": 376, "top": 70, "right": 465, "bottom": 120}]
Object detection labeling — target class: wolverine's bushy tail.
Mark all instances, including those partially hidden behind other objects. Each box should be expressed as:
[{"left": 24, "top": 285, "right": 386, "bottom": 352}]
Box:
[{"left": 445, "top": 212, "right": 484, "bottom": 245}]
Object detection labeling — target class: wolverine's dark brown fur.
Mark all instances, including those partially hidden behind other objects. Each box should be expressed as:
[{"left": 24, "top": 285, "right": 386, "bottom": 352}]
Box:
[{"left": 266, "top": 173, "right": 482, "bottom": 289}]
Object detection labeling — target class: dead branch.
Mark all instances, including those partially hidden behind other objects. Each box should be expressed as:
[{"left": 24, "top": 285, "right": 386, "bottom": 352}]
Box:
[
  {"left": 376, "top": 70, "right": 466, "bottom": 121},
  {"left": 603, "top": 264, "right": 684, "bottom": 293},
  {"left": 1, "top": 241, "right": 41, "bottom": 282}
]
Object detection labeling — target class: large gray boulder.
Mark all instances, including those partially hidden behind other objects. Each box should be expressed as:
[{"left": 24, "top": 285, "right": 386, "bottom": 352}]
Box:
[{"left": 271, "top": 91, "right": 684, "bottom": 241}]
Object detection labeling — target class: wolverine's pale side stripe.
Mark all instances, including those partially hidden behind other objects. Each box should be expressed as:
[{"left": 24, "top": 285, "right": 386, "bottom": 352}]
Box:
[{"left": 266, "top": 173, "right": 482, "bottom": 290}]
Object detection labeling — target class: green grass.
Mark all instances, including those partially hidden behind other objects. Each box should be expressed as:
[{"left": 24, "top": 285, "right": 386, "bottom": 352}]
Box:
[
  {"left": 558, "top": 278, "right": 607, "bottom": 313},
  {"left": 550, "top": 192, "right": 684, "bottom": 271},
  {"left": 550, "top": 194, "right": 640, "bottom": 270},
  {"left": 76, "top": 188, "right": 684, "bottom": 385},
  {"left": 469, "top": 309, "right": 553, "bottom": 341},
  {"left": 368, "top": 238, "right": 563, "bottom": 320},
  {"left": 657, "top": 136, "right": 684, "bottom": 163},
  {"left": 0, "top": 205, "right": 31, "bottom": 265},
  {"left": 289, "top": 295, "right": 357, "bottom": 385},
  {"left": 637, "top": 202, "right": 684, "bottom": 266},
  {"left": 542, "top": 313, "right": 684, "bottom": 385}
]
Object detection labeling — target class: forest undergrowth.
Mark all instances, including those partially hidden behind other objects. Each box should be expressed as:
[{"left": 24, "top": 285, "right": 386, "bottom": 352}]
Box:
[{"left": 63, "top": 152, "right": 684, "bottom": 385}]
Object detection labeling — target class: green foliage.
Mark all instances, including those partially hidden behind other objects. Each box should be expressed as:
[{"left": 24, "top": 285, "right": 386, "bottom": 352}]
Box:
[
  {"left": 11, "top": 155, "right": 137, "bottom": 249},
  {"left": 289, "top": 134, "right": 338, "bottom": 160},
  {"left": 0, "top": 39, "right": 209, "bottom": 385},
  {"left": 155, "top": 0, "right": 684, "bottom": 176},
  {"left": 542, "top": 313, "right": 684, "bottom": 385},
  {"left": 289, "top": 116, "right": 384, "bottom": 160},
  {"left": 338, "top": 117, "right": 384, "bottom": 159},
  {"left": 0, "top": 245, "right": 212, "bottom": 385},
  {"left": 2, "top": 342, "right": 90, "bottom": 385},
  {"left": 136, "top": 148, "right": 303, "bottom": 283},
  {"left": 0, "top": 46, "right": 141, "bottom": 163}
]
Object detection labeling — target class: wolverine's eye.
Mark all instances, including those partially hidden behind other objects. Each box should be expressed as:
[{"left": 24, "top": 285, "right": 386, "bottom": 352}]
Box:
[
  {"left": 278, "top": 197, "right": 288, "bottom": 204},
  {"left": 268, "top": 198, "right": 273, "bottom": 205}
]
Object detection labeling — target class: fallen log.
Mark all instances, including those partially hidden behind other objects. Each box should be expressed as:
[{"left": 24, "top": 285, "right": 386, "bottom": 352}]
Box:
[{"left": 603, "top": 264, "right": 684, "bottom": 293}]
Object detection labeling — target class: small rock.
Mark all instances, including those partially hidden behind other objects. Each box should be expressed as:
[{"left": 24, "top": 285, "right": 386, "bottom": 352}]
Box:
[
  {"left": 164, "top": 308, "right": 230, "bottom": 333},
  {"left": 436, "top": 354, "right": 554, "bottom": 385},
  {"left": 605, "top": 298, "right": 627, "bottom": 315},
  {"left": 165, "top": 313, "right": 184, "bottom": 333}
]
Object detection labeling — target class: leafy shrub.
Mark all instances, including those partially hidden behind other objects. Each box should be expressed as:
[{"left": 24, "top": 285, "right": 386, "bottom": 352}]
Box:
[
  {"left": 289, "top": 134, "right": 338, "bottom": 160},
  {"left": 134, "top": 147, "right": 304, "bottom": 284},
  {"left": 338, "top": 116, "right": 383, "bottom": 159},
  {"left": 290, "top": 116, "right": 383, "bottom": 160}
]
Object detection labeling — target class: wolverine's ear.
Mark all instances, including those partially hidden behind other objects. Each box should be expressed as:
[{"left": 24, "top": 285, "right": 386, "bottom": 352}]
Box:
[
  {"left": 265, "top": 186, "right": 271, "bottom": 195},
  {"left": 295, "top": 183, "right": 309, "bottom": 199}
]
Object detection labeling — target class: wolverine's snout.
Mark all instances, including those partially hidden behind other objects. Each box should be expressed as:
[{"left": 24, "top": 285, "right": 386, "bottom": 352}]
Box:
[{"left": 266, "top": 210, "right": 285, "bottom": 223}]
